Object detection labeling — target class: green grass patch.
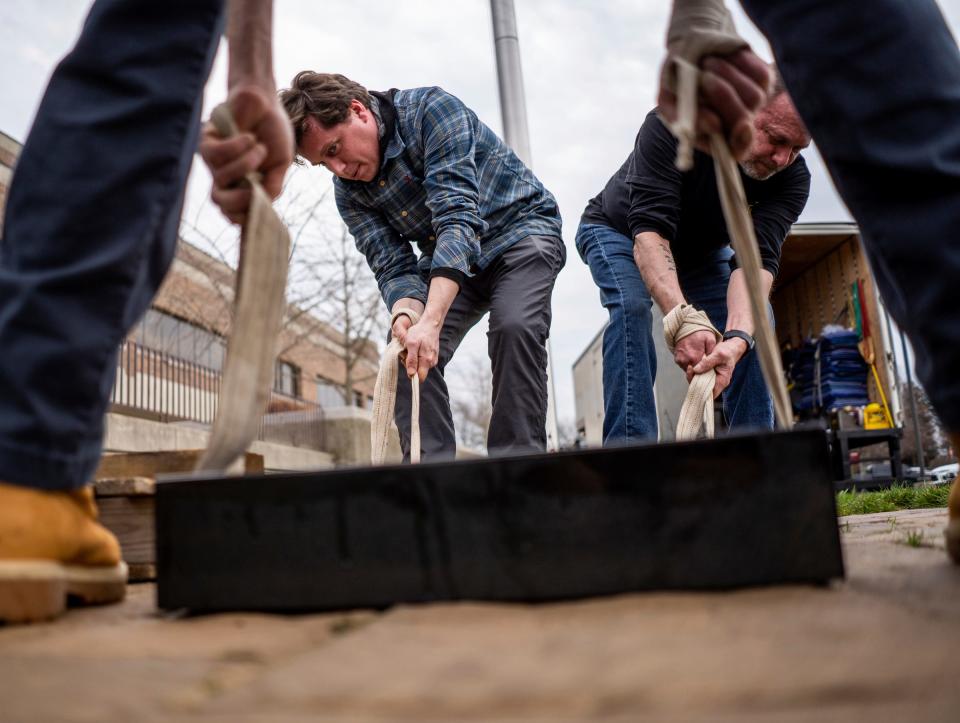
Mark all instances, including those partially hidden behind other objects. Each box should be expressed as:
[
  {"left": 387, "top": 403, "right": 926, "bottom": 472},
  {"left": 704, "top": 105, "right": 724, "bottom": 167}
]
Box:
[
  {"left": 836, "top": 483, "right": 950, "bottom": 517},
  {"left": 904, "top": 529, "right": 925, "bottom": 547}
]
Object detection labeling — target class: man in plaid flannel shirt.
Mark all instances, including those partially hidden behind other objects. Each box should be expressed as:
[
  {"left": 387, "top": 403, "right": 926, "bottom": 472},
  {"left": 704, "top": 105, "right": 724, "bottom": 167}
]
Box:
[{"left": 279, "top": 73, "right": 565, "bottom": 461}]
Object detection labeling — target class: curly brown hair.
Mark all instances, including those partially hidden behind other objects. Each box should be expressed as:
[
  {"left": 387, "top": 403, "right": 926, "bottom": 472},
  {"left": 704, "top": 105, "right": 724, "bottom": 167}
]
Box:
[{"left": 279, "top": 72, "right": 373, "bottom": 148}]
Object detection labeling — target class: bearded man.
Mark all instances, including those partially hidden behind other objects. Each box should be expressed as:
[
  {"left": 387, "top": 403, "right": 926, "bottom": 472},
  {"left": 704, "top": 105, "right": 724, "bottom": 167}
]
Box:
[{"left": 575, "top": 73, "right": 810, "bottom": 444}]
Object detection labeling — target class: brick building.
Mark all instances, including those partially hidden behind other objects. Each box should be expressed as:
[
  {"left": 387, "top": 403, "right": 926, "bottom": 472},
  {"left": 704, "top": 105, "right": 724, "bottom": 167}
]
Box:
[
  {"left": 145, "top": 238, "right": 380, "bottom": 411},
  {"left": 0, "top": 130, "right": 18, "bottom": 237},
  {"left": 0, "top": 130, "right": 382, "bottom": 462}
]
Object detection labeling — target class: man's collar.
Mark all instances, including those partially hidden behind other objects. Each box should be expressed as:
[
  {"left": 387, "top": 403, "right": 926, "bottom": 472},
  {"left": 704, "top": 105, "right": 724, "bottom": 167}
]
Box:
[
  {"left": 368, "top": 94, "right": 387, "bottom": 141},
  {"left": 369, "top": 89, "right": 402, "bottom": 175}
]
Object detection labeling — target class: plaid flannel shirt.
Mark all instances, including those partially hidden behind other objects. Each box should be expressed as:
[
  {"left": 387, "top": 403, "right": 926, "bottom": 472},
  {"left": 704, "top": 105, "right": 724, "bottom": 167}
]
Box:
[{"left": 334, "top": 86, "right": 562, "bottom": 309}]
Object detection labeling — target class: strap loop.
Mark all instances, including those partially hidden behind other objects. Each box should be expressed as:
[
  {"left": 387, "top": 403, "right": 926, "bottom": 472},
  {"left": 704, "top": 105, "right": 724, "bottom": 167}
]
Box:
[
  {"left": 663, "top": 303, "right": 722, "bottom": 351},
  {"left": 196, "top": 104, "right": 290, "bottom": 473},
  {"left": 371, "top": 308, "right": 423, "bottom": 465},
  {"left": 664, "top": 304, "right": 721, "bottom": 441}
]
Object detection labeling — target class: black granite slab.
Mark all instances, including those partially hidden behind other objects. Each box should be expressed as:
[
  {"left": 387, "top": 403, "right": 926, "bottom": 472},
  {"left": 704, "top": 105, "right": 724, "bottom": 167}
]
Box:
[{"left": 156, "top": 428, "right": 843, "bottom": 613}]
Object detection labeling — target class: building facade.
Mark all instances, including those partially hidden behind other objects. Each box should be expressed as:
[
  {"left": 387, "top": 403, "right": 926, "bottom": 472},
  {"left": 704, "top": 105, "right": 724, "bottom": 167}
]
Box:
[
  {"left": 0, "top": 130, "right": 18, "bottom": 237},
  {"left": 145, "top": 239, "right": 380, "bottom": 413},
  {"left": 1, "top": 130, "right": 384, "bottom": 464}
]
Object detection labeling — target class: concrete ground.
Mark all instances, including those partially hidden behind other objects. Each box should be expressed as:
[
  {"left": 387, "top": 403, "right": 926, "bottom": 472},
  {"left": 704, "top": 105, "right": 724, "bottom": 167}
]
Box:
[{"left": 1, "top": 508, "right": 958, "bottom": 723}]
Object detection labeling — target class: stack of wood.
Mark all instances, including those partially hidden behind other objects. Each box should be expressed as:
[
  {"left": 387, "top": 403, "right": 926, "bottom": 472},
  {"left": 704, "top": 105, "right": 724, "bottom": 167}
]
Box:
[{"left": 94, "top": 451, "right": 264, "bottom": 581}]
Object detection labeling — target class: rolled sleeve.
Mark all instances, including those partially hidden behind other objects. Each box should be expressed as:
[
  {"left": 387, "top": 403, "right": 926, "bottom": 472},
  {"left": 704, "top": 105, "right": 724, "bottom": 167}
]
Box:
[
  {"left": 419, "top": 90, "right": 487, "bottom": 276},
  {"left": 626, "top": 112, "right": 684, "bottom": 242},
  {"left": 335, "top": 183, "right": 427, "bottom": 308}
]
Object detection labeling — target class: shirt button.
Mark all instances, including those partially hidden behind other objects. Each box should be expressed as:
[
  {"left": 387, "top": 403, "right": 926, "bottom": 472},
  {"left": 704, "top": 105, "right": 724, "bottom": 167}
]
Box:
[
  {"left": 379, "top": 180, "right": 386, "bottom": 187},
  {"left": 401, "top": 210, "right": 408, "bottom": 217}
]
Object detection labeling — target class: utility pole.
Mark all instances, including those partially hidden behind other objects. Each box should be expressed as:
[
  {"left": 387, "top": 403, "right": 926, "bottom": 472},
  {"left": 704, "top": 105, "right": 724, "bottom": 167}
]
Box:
[{"left": 490, "top": 0, "right": 560, "bottom": 450}]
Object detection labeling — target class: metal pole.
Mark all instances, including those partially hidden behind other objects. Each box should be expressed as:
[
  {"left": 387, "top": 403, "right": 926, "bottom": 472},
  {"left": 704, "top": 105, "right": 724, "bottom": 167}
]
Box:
[
  {"left": 491, "top": 0, "right": 532, "bottom": 166},
  {"left": 490, "top": 0, "right": 560, "bottom": 450},
  {"left": 899, "top": 328, "right": 925, "bottom": 476}
]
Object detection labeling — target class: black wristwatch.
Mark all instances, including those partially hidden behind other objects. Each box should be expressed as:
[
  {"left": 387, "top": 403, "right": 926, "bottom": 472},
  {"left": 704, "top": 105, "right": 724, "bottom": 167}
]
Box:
[{"left": 723, "top": 329, "right": 755, "bottom": 351}]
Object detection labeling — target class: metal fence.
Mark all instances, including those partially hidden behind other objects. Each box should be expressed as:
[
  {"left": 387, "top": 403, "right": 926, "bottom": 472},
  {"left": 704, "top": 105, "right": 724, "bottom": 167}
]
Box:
[{"left": 111, "top": 339, "right": 325, "bottom": 450}]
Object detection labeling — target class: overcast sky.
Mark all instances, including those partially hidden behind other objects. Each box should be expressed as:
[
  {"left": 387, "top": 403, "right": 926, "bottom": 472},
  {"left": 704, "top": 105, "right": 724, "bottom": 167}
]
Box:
[{"left": 2, "top": 0, "right": 959, "bottom": 429}]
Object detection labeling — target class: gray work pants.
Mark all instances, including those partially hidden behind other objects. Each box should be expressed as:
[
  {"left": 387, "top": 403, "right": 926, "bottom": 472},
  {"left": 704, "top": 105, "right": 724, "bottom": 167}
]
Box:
[{"left": 394, "top": 234, "right": 566, "bottom": 462}]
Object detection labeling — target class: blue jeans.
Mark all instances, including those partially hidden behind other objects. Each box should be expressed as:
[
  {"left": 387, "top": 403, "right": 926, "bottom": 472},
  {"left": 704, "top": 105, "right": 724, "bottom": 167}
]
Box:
[
  {"left": 740, "top": 0, "right": 960, "bottom": 432},
  {"left": 0, "top": 0, "right": 225, "bottom": 489},
  {"left": 576, "top": 222, "right": 773, "bottom": 445}
]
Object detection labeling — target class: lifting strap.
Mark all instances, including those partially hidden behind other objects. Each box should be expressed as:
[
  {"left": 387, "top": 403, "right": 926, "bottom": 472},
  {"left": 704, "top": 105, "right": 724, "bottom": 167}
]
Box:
[
  {"left": 371, "top": 308, "right": 422, "bottom": 465},
  {"left": 195, "top": 104, "right": 291, "bottom": 473}
]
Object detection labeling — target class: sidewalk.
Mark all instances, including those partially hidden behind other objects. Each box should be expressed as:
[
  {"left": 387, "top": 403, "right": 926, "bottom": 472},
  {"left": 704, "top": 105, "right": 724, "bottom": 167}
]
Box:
[{"left": 1, "top": 508, "right": 958, "bottom": 722}]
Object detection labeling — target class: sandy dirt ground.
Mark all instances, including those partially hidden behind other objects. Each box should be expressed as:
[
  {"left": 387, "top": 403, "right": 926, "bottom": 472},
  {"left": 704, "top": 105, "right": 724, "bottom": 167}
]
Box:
[{"left": 1, "top": 507, "right": 958, "bottom": 723}]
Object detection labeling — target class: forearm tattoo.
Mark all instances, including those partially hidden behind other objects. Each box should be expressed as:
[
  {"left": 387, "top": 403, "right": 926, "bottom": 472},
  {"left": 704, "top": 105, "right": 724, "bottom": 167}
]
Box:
[{"left": 660, "top": 241, "right": 676, "bottom": 272}]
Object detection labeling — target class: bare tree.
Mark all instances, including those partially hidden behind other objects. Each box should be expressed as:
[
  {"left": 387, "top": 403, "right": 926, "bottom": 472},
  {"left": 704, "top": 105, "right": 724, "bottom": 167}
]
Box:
[
  {"left": 556, "top": 416, "right": 580, "bottom": 450},
  {"left": 303, "top": 223, "right": 387, "bottom": 404},
  {"left": 177, "top": 165, "right": 339, "bottom": 335},
  {"left": 178, "top": 166, "right": 387, "bottom": 404},
  {"left": 448, "top": 351, "right": 493, "bottom": 451}
]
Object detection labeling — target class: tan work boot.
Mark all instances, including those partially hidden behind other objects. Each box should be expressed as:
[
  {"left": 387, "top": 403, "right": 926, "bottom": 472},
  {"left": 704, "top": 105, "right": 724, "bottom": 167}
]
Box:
[
  {"left": 947, "top": 432, "right": 960, "bottom": 565},
  {"left": 0, "top": 481, "right": 127, "bottom": 624}
]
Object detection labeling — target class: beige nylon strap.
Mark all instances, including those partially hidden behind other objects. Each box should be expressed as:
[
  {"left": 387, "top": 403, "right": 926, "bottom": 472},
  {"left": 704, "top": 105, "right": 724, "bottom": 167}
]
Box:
[
  {"left": 708, "top": 133, "right": 792, "bottom": 428},
  {"left": 678, "top": 373, "right": 716, "bottom": 440},
  {"left": 371, "top": 308, "right": 422, "bottom": 465},
  {"left": 665, "top": 0, "right": 746, "bottom": 67},
  {"left": 663, "top": 0, "right": 748, "bottom": 171},
  {"left": 664, "top": 304, "right": 722, "bottom": 440},
  {"left": 663, "top": 303, "right": 721, "bottom": 351},
  {"left": 195, "top": 104, "right": 291, "bottom": 473},
  {"left": 665, "top": 58, "right": 793, "bottom": 431}
]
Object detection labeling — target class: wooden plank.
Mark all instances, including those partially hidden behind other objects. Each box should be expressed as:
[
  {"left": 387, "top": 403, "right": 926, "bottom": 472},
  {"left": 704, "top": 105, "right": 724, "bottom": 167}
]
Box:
[
  {"left": 97, "top": 496, "right": 155, "bottom": 567},
  {"left": 788, "top": 284, "right": 803, "bottom": 346},
  {"left": 796, "top": 269, "right": 812, "bottom": 337},
  {"left": 156, "top": 429, "right": 844, "bottom": 614},
  {"left": 93, "top": 450, "right": 264, "bottom": 583},
  {"left": 815, "top": 256, "right": 830, "bottom": 333},
  {"left": 128, "top": 563, "right": 156, "bottom": 583},
  {"left": 94, "top": 476, "right": 155, "bottom": 497},
  {"left": 96, "top": 450, "right": 264, "bottom": 479},
  {"left": 773, "top": 283, "right": 802, "bottom": 350},
  {"left": 824, "top": 248, "right": 847, "bottom": 327},
  {"left": 776, "top": 232, "right": 851, "bottom": 287},
  {"left": 95, "top": 477, "right": 159, "bottom": 583},
  {"left": 820, "top": 250, "right": 837, "bottom": 327}
]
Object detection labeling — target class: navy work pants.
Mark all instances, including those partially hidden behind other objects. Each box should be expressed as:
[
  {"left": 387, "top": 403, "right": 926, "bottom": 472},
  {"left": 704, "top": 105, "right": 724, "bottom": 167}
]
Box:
[
  {"left": 0, "top": 0, "right": 225, "bottom": 489},
  {"left": 741, "top": 0, "right": 960, "bottom": 431}
]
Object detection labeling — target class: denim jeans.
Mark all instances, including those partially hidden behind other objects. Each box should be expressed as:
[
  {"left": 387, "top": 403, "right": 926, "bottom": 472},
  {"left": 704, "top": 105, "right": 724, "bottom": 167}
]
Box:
[
  {"left": 740, "top": 0, "right": 960, "bottom": 431},
  {"left": 575, "top": 222, "right": 773, "bottom": 445},
  {"left": 0, "top": 0, "right": 225, "bottom": 489}
]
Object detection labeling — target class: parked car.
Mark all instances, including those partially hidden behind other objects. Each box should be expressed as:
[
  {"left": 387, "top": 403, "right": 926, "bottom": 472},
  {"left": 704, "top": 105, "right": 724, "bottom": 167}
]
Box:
[
  {"left": 930, "top": 463, "right": 959, "bottom": 486},
  {"left": 901, "top": 465, "right": 935, "bottom": 483}
]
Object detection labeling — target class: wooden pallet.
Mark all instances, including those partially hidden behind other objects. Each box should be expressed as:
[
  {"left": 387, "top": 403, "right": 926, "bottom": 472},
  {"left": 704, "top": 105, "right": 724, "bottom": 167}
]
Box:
[
  {"left": 95, "top": 450, "right": 264, "bottom": 581},
  {"left": 156, "top": 429, "right": 844, "bottom": 613}
]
